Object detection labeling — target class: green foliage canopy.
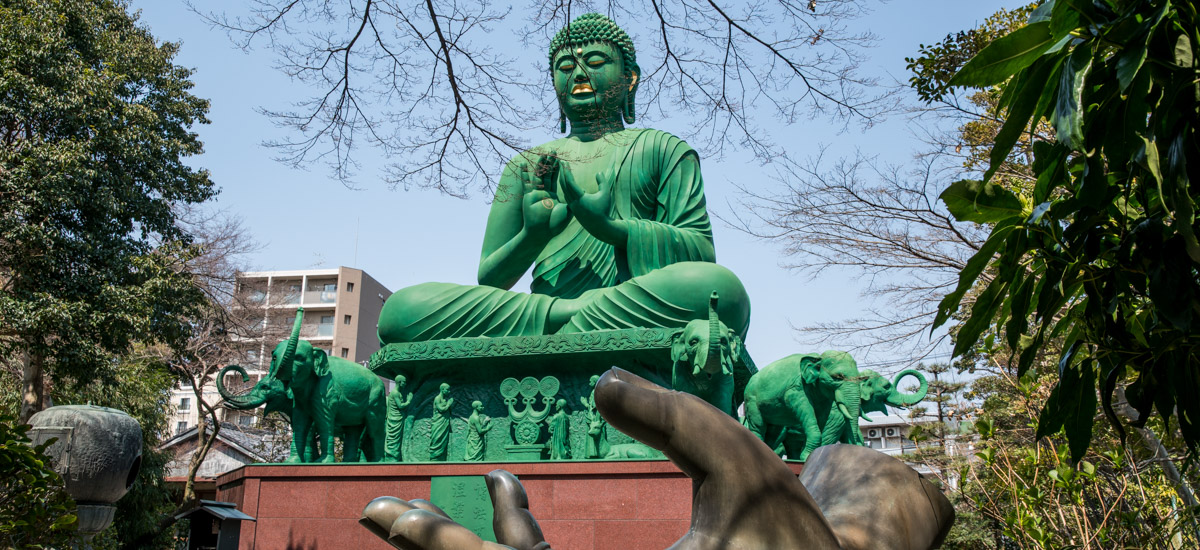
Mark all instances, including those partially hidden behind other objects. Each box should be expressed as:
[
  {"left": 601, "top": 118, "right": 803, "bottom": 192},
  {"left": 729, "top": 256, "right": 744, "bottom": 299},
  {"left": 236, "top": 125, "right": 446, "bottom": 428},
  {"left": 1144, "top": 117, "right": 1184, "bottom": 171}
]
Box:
[
  {"left": 0, "top": 416, "right": 78, "bottom": 549},
  {"left": 934, "top": 0, "right": 1200, "bottom": 461},
  {"left": 0, "top": 0, "right": 215, "bottom": 390}
]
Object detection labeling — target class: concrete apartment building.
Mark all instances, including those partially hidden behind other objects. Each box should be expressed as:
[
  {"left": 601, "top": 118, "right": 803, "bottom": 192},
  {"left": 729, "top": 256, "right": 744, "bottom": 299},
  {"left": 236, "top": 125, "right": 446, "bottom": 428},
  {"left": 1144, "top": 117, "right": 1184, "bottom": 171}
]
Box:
[{"left": 168, "top": 267, "right": 392, "bottom": 436}]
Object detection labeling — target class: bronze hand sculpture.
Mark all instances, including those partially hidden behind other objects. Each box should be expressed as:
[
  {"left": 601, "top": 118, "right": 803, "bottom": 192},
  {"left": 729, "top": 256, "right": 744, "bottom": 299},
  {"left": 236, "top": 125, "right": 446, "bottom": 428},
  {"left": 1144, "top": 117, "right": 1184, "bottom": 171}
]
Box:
[{"left": 360, "top": 368, "right": 954, "bottom": 550}]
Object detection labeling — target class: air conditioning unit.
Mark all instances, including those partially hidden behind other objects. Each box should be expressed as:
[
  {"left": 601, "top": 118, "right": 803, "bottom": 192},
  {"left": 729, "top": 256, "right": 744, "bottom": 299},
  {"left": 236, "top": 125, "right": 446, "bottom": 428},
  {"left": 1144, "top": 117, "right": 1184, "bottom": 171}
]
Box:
[
  {"left": 868, "top": 429, "right": 878, "bottom": 438},
  {"left": 886, "top": 428, "right": 896, "bottom": 437}
]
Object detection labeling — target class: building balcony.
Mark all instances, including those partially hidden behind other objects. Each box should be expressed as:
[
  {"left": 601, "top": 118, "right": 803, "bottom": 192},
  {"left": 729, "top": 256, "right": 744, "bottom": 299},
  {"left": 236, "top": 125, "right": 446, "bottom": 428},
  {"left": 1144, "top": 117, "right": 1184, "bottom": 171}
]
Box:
[
  {"left": 303, "top": 290, "right": 338, "bottom": 306},
  {"left": 299, "top": 323, "right": 336, "bottom": 340}
]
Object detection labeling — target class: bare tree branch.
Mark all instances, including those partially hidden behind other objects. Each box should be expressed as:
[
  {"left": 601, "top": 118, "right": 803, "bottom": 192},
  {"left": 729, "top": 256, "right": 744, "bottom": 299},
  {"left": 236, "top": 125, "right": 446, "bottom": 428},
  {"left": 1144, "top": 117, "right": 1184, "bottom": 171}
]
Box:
[
  {"left": 726, "top": 144, "right": 990, "bottom": 363},
  {"left": 191, "top": 0, "right": 896, "bottom": 194}
]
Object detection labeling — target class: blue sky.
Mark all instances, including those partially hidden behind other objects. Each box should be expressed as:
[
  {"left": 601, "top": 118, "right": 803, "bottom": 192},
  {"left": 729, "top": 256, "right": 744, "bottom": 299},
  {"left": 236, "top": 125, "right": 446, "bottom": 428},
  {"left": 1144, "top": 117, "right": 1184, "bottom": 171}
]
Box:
[{"left": 129, "top": 0, "right": 1020, "bottom": 372}]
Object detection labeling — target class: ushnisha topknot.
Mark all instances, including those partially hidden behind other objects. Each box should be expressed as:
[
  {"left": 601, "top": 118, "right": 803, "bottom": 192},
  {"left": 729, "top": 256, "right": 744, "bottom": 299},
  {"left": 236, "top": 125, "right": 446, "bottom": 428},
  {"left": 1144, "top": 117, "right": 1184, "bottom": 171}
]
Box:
[{"left": 548, "top": 12, "right": 637, "bottom": 72}]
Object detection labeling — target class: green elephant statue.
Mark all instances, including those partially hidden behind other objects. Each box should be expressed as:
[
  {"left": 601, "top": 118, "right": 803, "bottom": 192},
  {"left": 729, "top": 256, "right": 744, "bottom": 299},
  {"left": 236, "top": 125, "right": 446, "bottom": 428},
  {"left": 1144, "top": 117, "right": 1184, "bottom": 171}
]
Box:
[
  {"left": 217, "top": 363, "right": 373, "bottom": 462},
  {"left": 852, "top": 368, "right": 928, "bottom": 443},
  {"left": 262, "top": 309, "right": 388, "bottom": 463},
  {"left": 217, "top": 363, "right": 314, "bottom": 461},
  {"left": 742, "top": 351, "right": 863, "bottom": 462},
  {"left": 669, "top": 292, "right": 743, "bottom": 416}
]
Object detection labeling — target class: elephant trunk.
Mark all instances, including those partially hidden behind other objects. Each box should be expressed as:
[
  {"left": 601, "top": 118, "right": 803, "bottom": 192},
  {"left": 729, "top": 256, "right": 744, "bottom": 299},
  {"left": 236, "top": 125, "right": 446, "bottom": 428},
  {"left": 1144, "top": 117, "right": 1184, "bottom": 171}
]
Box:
[
  {"left": 694, "top": 292, "right": 724, "bottom": 378},
  {"left": 217, "top": 365, "right": 267, "bottom": 410},
  {"left": 836, "top": 381, "right": 861, "bottom": 423},
  {"left": 273, "top": 309, "right": 305, "bottom": 382},
  {"left": 887, "top": 369, "right": 929, "bottom": 407}
]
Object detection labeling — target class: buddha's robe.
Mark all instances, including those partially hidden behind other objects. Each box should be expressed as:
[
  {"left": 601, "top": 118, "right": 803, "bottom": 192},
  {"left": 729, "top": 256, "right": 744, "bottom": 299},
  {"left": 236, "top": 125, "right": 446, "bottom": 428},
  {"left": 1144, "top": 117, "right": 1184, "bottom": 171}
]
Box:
[{"left": 378, "top": 129, "right": 750, "bottom": 343}]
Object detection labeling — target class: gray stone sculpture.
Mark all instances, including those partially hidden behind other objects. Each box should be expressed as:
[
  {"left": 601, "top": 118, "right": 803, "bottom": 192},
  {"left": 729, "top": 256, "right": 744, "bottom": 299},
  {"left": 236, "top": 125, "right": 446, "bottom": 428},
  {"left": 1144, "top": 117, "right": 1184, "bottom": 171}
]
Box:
[{"left": 28, "top": 405, "right": 143, "bottom": 540}]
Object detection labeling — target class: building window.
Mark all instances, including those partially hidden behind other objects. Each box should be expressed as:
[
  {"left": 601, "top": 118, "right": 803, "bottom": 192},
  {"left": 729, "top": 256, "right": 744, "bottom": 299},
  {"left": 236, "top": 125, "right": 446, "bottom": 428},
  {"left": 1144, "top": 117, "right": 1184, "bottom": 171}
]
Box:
[
  {"left": 179, "top": 397, "right": 191, "bottom": 411},
  {"left": 341, "top": 348, "right": 349, "bottom": 358},
  {"left": 346, "top": 282, "right": 354, "bottom": 292},
  {"left": 176, "top": 421, "right": 188, "bottom": 433},
  {"left": 237, "top": 414, "right": 253, "bottom": 426},
  {"left": 324, "top": 283, "right": 337, "bottom": 292},
  {"left": 344, "top": 314, "right": 352, "bottom": 325}
]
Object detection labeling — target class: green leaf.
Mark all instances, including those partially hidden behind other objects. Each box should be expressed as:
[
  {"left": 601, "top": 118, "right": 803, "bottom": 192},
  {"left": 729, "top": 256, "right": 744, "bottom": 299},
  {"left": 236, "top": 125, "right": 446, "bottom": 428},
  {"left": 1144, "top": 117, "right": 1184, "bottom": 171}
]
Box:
[
  {"left": 933, "top": 218, "right": 1018, "bottom": 330},
  {"left": 1048, "top": 3, "right": 1080, "bottom": 43},
  {"left": 1005, "top": 270, "right": 1037, "bottom": 351},
  {"left": 949, "top": 22, "right": 1055, "bottom": 88},
  {"left": 1174, "top": 32, "right": 1194, "bottom": 68},
  {"left": 953, "top": 274, "right": 1011, "bottom": 358},
  {"left": 985, "top": 57, "right": 1058, "bottom": 183},
  {"left": 1115, "top": 41, "right": 1149, "bottom": 92},
  {"left": 940, "top": 179, "right": 1026, "bottom": 223},
  {"left": 1064, "top": 358, "right": 1098, "bottom": 463},
  {"left": 1053, "top": 46, "right": 1093, "bottom": 150},
  {"left": 1032, "top": 141, "right": 1069, "bottom": 203},
  {"left": 1029, "top": 0, "right": 1055, "bottom": 24}
]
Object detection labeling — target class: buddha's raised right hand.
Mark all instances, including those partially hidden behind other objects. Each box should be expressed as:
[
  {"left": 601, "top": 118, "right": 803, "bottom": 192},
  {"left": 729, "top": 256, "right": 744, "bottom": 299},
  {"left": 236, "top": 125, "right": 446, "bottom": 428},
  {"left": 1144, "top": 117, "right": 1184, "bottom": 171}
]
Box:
[{"left": 517, "top": 157, "right": 569, "bottom": 239}]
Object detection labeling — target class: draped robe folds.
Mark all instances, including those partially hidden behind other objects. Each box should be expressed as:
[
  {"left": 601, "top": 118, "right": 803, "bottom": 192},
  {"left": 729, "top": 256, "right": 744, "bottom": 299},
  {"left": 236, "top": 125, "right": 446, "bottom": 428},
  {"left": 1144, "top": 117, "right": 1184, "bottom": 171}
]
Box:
[
  {"left": 548, "top": 410, "right": 569, "bottom": 460},
  {"left": 464, "top": 411, "right": 490, "bottom": 461},
  {"left": 378, "top": 129, "right": 750, "bottom": 344},
  {"left": 384, "top": 390, "right": 410, "bottom": 461},
  {"left": 428, "top": 395, "right": 452, "bottom": 460}
]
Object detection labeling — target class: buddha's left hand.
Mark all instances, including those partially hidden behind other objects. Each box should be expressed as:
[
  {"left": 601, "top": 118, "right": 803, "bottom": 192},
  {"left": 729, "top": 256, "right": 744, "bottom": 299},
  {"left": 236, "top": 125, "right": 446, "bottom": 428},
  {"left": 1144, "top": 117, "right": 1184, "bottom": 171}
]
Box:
[{"left": 554, "top": 158, "right": 625, "bottom": 244}]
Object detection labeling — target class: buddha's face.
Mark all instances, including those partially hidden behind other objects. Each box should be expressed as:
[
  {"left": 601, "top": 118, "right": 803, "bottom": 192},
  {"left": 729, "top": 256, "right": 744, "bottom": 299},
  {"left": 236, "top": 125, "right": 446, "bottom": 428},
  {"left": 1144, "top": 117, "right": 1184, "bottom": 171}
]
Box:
[{"left": 553, "top": 41, "right": 632, "bottom": 125}]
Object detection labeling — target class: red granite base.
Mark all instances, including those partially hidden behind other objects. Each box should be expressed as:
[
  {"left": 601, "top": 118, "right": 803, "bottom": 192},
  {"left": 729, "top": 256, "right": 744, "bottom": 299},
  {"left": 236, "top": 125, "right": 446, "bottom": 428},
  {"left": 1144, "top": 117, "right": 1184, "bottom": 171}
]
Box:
[{"left": 216, "top": 460, "right": 803, "bottom": 550}]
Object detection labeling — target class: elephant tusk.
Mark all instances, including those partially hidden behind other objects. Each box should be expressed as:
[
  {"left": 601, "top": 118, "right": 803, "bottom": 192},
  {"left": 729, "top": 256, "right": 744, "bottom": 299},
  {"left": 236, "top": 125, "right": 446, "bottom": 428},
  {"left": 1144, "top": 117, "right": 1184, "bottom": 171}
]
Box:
[{"left": 838, "top": 402, "right": 853, "bottom": 421}]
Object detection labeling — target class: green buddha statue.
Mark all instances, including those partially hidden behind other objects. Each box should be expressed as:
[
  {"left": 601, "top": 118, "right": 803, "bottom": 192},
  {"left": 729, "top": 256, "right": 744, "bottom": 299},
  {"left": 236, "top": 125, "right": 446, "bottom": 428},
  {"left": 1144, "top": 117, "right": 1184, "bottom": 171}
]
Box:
[{"left": 378, "top": 12, "right": 749, "bottom": 344}]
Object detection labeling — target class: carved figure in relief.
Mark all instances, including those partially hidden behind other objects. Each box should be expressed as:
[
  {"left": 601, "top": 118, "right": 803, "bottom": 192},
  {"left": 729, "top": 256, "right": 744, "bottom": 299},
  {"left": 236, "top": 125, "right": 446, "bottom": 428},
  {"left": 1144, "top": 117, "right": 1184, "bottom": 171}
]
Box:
[
  {"left": 581, "top": 374, "right": 609, "bottom": 458},
  {"left": 547, "top": 399, "right": 570, "bottom": 460},
  {"left": 362, "top": 369, "right": 955, "bottom": 550},
  {"left": 375, "top": 12, "right": 750, "bottom": 347},
  {"left": 464, "top": 401, "right": 493, "bottom": 461},
  {"left": 384, "top": 374, "right": 413, "bottom": 462},
  {"left": 428, "top": 383, "right": 454, "bottom": 461}
]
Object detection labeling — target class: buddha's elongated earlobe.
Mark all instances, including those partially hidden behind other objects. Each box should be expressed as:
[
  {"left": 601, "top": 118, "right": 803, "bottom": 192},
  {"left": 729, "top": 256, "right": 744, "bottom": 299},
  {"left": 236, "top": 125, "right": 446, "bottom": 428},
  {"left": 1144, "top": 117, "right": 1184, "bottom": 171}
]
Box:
[
  {"left": 623, "top": 72, "right": 639, "bottom": 124},
  {"left": 559, "top": 108, "right": 567, "bottom": 133}
]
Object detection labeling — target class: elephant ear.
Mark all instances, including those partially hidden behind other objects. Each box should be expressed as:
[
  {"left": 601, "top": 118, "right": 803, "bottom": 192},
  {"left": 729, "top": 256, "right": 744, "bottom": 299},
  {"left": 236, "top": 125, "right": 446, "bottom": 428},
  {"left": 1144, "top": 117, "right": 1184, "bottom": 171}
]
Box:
[
  {"left": 726, "top": 330, "right": 743, "bottom": 365},
  {"left": 800, "top": 354, "right": 823, "bottom": 386},
  {"left": 312, "top": 349, "right": 330, "bottom": 377},
  {"left": 722, "top": 330, "right": 743, "bottom": 375},
  {"left": 670, "top": 328, "right": 688, "bottom": 363}
]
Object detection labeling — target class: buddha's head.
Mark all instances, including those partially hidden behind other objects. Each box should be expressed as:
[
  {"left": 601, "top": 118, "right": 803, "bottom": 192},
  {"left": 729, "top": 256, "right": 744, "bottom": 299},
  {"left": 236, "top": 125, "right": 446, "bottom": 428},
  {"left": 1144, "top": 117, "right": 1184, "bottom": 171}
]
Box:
[{"left": 549, "top": 13, "right": 640, "bottom": 132}]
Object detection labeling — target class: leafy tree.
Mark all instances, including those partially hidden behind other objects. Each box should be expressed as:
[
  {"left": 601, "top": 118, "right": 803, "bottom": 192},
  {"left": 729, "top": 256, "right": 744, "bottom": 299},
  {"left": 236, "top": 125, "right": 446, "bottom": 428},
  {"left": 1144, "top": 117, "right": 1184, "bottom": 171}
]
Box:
[
  {"left": 0, "top": 415, "right": 79, "bottom": 549},
  {"left": 0, "top": 0, "right": 216, "bottom": 423},
  {"left": 935, "top": 0, "right": 1200, "bottom": 461}
]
